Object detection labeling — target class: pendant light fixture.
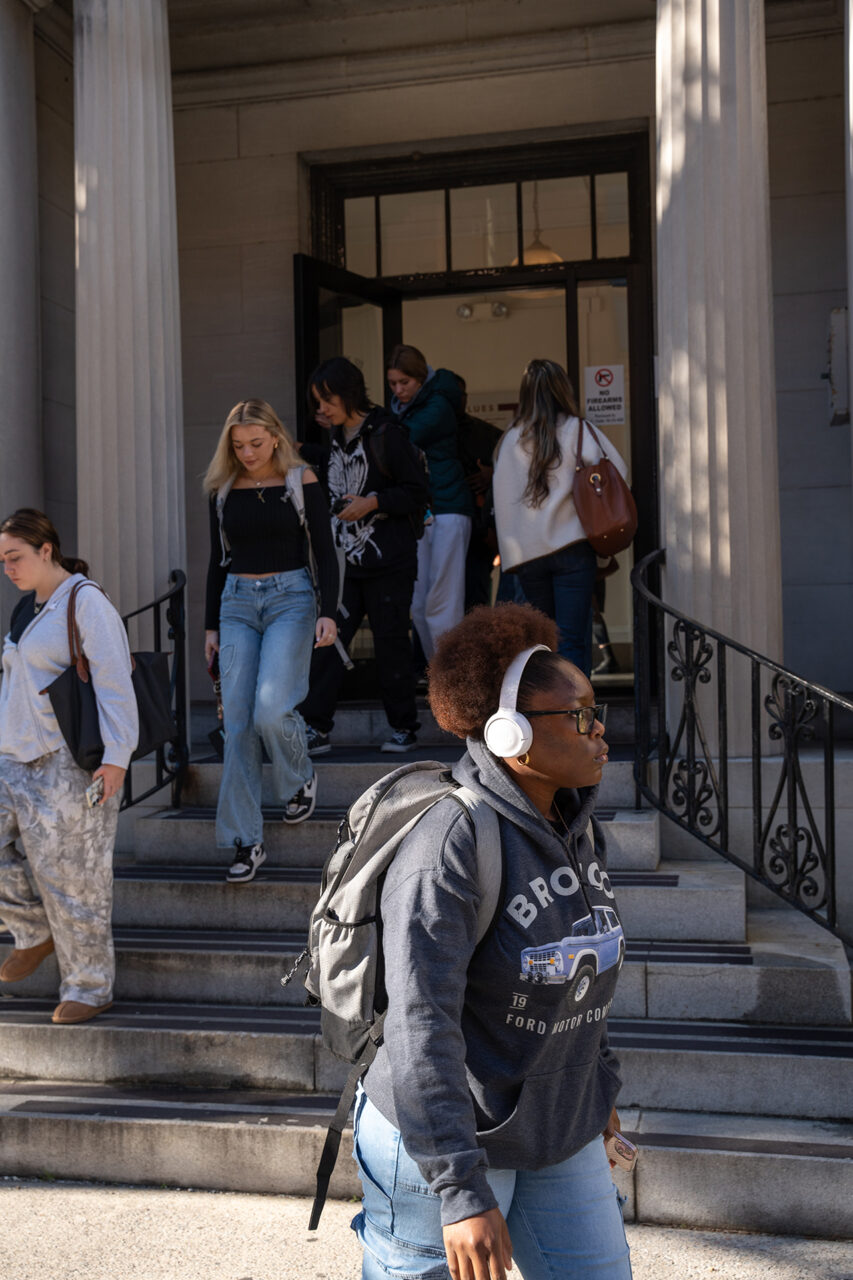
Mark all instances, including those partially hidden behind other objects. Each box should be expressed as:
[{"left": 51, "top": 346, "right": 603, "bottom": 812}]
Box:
[{"left": 512, "top": 181, "right": 563, "bottom": 267}]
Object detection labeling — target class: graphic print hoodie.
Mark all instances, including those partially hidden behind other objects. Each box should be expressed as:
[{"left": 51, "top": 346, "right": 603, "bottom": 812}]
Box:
[{"left": 364, "top": 737, "right": 625, "bottom": 1226}]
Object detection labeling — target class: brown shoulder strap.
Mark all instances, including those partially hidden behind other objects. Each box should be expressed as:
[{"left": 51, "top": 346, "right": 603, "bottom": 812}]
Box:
[
  {"left": 575, "top": 418, "right": 585, "bottom": 470},
  {"left": 66, "top": 580, "right": 107, "bottom": 680},
  {"left": 579, "top": 419, "right": 609, "bottom": 462}
]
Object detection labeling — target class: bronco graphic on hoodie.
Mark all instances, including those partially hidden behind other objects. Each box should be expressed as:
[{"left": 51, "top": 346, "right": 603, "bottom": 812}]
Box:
[{"left": 364, "top": 736, "right": 626, "bottom": 1229}]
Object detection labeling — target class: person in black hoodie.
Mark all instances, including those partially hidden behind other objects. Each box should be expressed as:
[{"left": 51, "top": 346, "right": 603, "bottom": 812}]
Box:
[
  {"left": 353, "top": 602, "right": 633, "bottom": 1280},
  {"left": 299, "top": 358, "right": 430, "bottom": 754}
]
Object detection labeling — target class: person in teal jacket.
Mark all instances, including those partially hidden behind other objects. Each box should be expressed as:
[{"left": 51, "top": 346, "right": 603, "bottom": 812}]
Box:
[{"left": 387, "top": 344, "right": 474, "bottom": 658}]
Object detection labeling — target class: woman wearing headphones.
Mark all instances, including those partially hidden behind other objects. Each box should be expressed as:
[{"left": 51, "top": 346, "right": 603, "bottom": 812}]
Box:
[{"left": 352, "top": 602, "right": 632, "bottom": 1280}]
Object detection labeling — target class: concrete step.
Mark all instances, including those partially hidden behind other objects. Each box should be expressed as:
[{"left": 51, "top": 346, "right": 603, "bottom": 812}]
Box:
[
  {"left": 0, "top": 1000, "right": 324, "bottom": 1088},
  {"left": 3, "top": 880, "right": 744, "bottom": 1006},
  {"left": 2, "top": 999, "right": 850, "bottom": 1121},
  {"left": 192, "top": 697, "right": 638, "bottom": 751},
  {"left": 613, "top": 860, "right": 745, "bottom": 942},
  {"left": 1, "top": 1082, "right": 848, "bottom": 1237},
  {"left": 110, "top": 854, "right": 665, "bottom": 932},
  {"left": 613, "top": 1017, "right": 853, "bottom": 1120},
  {"left": 0, "top": 1079, "right": 360, "bottom": 1200},
  {"left": 0, "top": 927, "right": 306, "bottom": 1007},
  {"left": 177, "top": 748, "right": 641, "bottom": 813},
  {"left": 616, "top": 908, "right": 852, "bottom": 1025},
  {"left": 131, "top": 804, "right": 659, "bottom": 872}
]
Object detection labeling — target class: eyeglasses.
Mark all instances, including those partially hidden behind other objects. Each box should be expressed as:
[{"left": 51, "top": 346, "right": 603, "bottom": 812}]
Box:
[{"left": 526, "top": 705, "right": 607, "bottom": 735}]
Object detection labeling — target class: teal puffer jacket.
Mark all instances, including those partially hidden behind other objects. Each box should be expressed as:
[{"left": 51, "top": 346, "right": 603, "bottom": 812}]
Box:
[{"left": 393, "top": 369, "right": 474, "bottom": 517}]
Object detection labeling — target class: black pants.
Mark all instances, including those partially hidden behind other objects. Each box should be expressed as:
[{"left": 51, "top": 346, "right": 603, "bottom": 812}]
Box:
[
  {"left": 300, "top": 569, "right": 419, "bottom": 735},
  {"left": 464, "top": 532, "right": 495, "bottom": 610}
]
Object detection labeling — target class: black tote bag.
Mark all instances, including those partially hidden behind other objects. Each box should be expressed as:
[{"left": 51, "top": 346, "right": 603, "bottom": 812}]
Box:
[{"left": 43, "top": 581, "right": 177, "bottom": 772}]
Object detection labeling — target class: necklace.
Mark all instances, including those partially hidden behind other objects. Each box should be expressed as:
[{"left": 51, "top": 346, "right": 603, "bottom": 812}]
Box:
[{"left": 251, "top": 470, "right": 277, "bottom": 502}]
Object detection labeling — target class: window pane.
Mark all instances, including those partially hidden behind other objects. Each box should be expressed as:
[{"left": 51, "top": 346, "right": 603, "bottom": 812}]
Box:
[
  {"left": 344, "top": 196, "right": 376, "bottom": 276},
  {"left": 380, "top": 189, "right": 445, "bottom": 276},
  {"left": 595, "top": 172, "right": 629, "bottom": 257},
  {"left": 521, "top": 177, "right": 591, "bottom": 263},
  {"left": 318, "top": 289, "right": 384, "bottom": 404},
  {"left": 450, "top": 183, "right": 517, "bottom": 270}
]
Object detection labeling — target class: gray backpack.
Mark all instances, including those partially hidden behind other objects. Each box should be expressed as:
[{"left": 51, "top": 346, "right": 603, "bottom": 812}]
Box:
[{"left": 281, "top": 759, "right": 503, "bottom": 1228}]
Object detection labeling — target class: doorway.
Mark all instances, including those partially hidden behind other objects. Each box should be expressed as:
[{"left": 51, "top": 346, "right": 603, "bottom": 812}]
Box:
[{"left": 295, "top": 129, "right": 655, "bottom": 686}]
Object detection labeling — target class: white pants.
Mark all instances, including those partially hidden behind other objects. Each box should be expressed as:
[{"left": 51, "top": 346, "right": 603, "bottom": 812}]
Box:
[{"left": 411, "top": 513, "right": 472, "bottom": 659}]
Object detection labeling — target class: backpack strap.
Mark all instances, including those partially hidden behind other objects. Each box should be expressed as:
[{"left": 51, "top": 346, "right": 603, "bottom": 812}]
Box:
[
  {"left": 449, "top": 786, "right": 503, "bottom": 944},
  {"left": 284, "top": 466, "right": 353, "bottom": 670},
  {"left": 308, "top": 1012, "right": 386, "bottom": 1232},
  {"left": 214, "top": 475, "right": 236, "bottom": 567}
]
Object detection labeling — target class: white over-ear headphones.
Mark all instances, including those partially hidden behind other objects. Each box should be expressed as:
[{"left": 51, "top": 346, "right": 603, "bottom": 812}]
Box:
[{"left": 483, "top": 644, "right": 550, "bottom": 758}]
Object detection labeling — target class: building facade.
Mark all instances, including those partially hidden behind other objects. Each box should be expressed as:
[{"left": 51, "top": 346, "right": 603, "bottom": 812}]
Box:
[{"left": 1, "top": 0, "right": 851, "bottom": 713}]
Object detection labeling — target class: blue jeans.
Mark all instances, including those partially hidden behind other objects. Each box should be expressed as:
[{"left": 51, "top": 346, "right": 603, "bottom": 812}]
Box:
[
  {"left": 216, "top": 571, "right": 316, "bottom": 850},
  {"left": 351, "top": 1090, "right": 631, "bottom": 1280},
  {"left": 516, "top": 541, "right": 597, "bottom": 674}
]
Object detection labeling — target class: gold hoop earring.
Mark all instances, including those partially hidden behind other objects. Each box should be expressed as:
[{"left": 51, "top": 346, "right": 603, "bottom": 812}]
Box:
[{"left": 517, "top": 752, "right": 530, "bottom": 767}]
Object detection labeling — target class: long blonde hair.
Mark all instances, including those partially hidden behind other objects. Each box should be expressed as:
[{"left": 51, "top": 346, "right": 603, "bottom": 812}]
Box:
[{"left": 202, "top": 399, "right": 303, "bottom": 495}]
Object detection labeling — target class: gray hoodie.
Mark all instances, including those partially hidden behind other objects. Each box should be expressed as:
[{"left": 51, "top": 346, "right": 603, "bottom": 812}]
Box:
[{"left": 364, "top": 737, "right": 624, "bottom": 1226}]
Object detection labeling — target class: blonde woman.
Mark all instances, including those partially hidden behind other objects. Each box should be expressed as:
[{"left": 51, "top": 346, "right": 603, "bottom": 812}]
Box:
[{"left": 203, "top": 400, "right": 338, "bottom": 884}]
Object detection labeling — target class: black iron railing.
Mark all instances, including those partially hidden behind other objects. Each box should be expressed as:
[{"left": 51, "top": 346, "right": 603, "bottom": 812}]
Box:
[
  {"left": 633, "top": 549, "right": 852, "bottom": 947},
  {"left": 120, "top": 569, "right": 189, "bottom": 810}
]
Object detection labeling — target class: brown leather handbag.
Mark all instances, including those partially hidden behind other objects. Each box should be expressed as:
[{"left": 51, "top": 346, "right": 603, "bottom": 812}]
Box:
[{"left": 572, "top": 420, "right": 638, "bottom": 556}]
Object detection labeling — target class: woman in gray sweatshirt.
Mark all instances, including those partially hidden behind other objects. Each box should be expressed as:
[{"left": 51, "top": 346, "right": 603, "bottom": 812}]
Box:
[
  {"left": 353, "top": 602, "right": 632, "bottom": 1280},
  {"left": 0, "top": 509, "right": 138, "bottom": 1025}
]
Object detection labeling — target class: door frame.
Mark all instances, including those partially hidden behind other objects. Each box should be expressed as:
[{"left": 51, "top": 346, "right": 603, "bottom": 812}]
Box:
[{"left": 293, "top": 255, "right": 403, "bottom": 439}]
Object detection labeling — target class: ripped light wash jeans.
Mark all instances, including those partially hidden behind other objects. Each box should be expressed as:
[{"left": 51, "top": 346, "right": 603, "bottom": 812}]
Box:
[
  {"left": 352, "top": 1089, "right": 632, "bottom": 1280},
  {"left": 216, "top": 570, "right": 316, "bottom": 850}
]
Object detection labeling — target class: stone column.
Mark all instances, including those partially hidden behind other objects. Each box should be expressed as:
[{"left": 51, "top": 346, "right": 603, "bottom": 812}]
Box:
[
  {"left": 656, "top": 0, "right": 783, "bottom": 753},
  {"left": 0, "top": 0, "right": 47, "bottom": 623},
  {"left": 74, "top": 0, "right": 185, "bottom": 612},
  {"left": 846, "top": 0, "right": 853, "bottom": 489}
]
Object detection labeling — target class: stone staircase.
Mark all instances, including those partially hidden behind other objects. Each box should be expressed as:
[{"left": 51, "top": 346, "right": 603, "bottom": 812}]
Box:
[{"left": 0, "top": 704, "right": 851, "bottom": 1239}]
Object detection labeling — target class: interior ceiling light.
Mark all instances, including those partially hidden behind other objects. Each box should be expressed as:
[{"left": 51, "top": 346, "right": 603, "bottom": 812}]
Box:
[{"left": 512, "top": 181, "right": 563, "bottom": 267}]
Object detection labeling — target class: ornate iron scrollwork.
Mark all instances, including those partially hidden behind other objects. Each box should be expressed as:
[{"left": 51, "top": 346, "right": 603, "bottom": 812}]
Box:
[
  {"left": 759, "top": 675, "right": 828, "bottom": 912},
  {"left": 632, "top": 548, "right": 850, "bottom": 947},
  {"left": 663, "top": 621, "right": 722, "bottom": 838}
]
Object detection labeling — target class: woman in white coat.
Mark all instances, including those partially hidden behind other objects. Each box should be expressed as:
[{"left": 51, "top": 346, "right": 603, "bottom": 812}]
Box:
[{"left": 493, "top": 360, "right": 629, "bottom": 675}]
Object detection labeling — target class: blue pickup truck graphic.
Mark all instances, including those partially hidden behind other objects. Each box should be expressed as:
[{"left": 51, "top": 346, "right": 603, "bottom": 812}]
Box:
[{"left": 519, "top": 906, "right": 625, "bottom": 1004}]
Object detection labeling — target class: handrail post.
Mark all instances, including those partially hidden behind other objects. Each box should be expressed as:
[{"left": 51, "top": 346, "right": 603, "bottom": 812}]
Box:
[{"left": 119, "top": 568, "right": 189, "bottom": 812}]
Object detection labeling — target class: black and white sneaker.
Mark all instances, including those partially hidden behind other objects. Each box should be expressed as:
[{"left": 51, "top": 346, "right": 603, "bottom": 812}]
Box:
[
  {"left": 283, "top": 770, "right": 317, "bottom": 824},
  {"left": 381, "top": 728, "right": 418, "bottom": 753},
  {"left": 226, "top": 841, "right": 266, "bottom": 883},
  {"left": 306, "top": 726, "right": 331, "bottom": 756}
]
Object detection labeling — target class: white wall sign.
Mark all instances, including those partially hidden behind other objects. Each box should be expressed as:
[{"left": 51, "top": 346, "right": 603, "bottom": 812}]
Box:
[{"left": 583, "top": 364, "right": 625, "bottom": 425}]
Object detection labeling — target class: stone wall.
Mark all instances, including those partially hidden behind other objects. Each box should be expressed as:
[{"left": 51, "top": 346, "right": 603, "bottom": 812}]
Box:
[
  {"left": 35, "top": 27, "right": 77, "bottom": 555},
  {"left": 767, "top": 32, "right": 851, "bottom": 692}
]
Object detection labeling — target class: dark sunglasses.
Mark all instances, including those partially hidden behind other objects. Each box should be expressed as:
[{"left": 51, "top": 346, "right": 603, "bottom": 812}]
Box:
[{"left": 526, "top": 704, "right": 608, "bottom": 735}]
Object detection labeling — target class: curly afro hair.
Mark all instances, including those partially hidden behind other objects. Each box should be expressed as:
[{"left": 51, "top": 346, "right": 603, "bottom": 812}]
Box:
[{"left": 428, "top": 603, "right": 562, "bottom": 739}]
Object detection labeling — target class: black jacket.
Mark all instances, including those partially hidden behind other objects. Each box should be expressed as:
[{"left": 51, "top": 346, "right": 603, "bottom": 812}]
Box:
[{"left": 319, "top": 407, "right": 430, "bottom": 578}]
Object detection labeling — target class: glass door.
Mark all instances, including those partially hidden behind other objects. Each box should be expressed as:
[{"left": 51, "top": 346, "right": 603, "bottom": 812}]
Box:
[
  {"left": 293, "top": 255, "right": 402, "bottom": 440},
  {"left": 565, "top": 264, "right": 655, "bottom": 684}
]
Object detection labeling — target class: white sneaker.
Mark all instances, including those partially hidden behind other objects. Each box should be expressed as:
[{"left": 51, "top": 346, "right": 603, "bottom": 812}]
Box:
[
  {"left": 283, "top": 770, "right": 318, "bottom": 824},
  {"left": 226, "top": 841, "right": 266, "bottom": 883}
]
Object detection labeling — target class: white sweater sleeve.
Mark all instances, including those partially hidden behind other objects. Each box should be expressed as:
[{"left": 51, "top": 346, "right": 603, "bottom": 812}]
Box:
[{"left": 76, "top": 588, "right": 139, "bottom": 768}]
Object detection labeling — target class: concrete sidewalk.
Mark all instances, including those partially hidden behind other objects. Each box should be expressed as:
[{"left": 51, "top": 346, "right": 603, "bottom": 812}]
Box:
[{"left": 1, "top": 1181, "right": 850, "bottom": 1280}]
